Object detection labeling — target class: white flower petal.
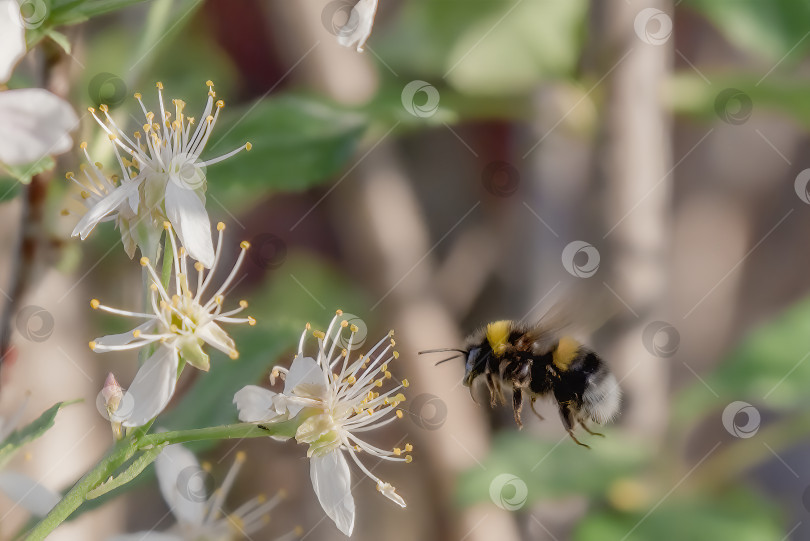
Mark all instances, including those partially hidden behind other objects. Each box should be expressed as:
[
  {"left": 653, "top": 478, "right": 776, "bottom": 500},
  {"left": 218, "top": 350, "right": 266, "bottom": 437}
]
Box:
[
  {"left": 377, "top": 481, "right": 406, "bottom": 508},
  {"left": 284, "top": 357, "right": 325, "bottom": 418},
  {"left": 195, "top": 321, "right": 234, "bottom": 355},
  {"left": 118, "top": 346, "right": 178, "bottom": 427},
  {"left": 155, "top": 444, "right": 206, "bottom": 527},
  {"left": 310, "top": 451, "right": 355, "bottom": 536},
  {"left": 71, "top": 179, "right": 140, "bottom": 240},
  {"left": 0, "top": 88, "right": 78, "bottom": 166},
  {"left": 0, "top": 471, "right": 59, "bottom": 517},
  {"left": 234, "top": 385, "right": 280, "bottom": 423},
  {"left": 164, "top": 181, "right": 214, "bottom": 267},
  {"left": 0, "top": 0, "right": 25, "bottom": 83},
  {"left": 337, "top": 0, "right": 378, "bottom": 52},
  {"left": 94, "top": 321, "right": 156, "bottom": 349}
]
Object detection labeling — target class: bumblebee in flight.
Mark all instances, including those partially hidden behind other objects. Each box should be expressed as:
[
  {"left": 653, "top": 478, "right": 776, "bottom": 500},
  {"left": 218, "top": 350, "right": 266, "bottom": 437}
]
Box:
[{"left": 421, "top": 319, "right": 621, "bottom": 448}]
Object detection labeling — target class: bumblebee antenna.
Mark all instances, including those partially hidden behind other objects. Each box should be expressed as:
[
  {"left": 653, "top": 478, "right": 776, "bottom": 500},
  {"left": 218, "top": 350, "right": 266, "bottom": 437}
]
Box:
[
  {"left": 434, "top": 354, "right": 463, "bottom": 366},
  {"left": 418, "top": 348, "right": 466, "bottom": 355}
]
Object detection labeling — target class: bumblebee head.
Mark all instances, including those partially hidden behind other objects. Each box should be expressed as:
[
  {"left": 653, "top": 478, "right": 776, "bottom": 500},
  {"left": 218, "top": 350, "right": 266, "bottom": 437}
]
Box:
[{"left": 462, "top": 345, "right": 491, "bottom": 387}]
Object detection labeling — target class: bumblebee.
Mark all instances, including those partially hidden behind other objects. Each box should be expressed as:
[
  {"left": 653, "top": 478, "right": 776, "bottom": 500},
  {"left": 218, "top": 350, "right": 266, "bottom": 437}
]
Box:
[{"left": 421, "top": 319, "right": 621, "bottom": 448}]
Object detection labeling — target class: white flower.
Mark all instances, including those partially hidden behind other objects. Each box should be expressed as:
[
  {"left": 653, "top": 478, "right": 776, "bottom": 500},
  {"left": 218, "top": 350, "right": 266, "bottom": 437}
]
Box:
[
  {"left": 0, "top": 0, "right": 78, "bottom": 167},
  {"left": 0, "top": 398, "right": 61, "bottom": 517},
  {"left": 108, "top": 444, "right": 299, "bottom": 541},
  {"left": 71, "top": 81, "right": 251, "bottom": 267},
  {"left": 337, "top": 0, "right": 379, "bottom": 52},
  {"left": 234, "top": 311, "right": 410, "bottom": 536},
  {"left": 89, "top": 222, "right": 255, "bottom": 427}
]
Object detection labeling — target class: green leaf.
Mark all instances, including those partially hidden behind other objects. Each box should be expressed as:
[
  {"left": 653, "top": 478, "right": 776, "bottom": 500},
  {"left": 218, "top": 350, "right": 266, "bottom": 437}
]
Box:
[
  {"left": 456, "top": 431, "right": 650, "bottom": 508},
  {"left": 0, "top": 401, "right": 75, "bottom": 469},
  {"left": 47, "top": 0, "right": 152, "bottom": 26},
  {"left": 380, "top": 0, "right": 586, "bottom": 95},
  {"left": 205, "top": 96, "right": 367, "bottom": 209},
  {"left": 675, "top": 295, "right": 810, "bottom": 424},
  {"left": 0, "top": 177, "right": 21, "bottom": 202},
  {"left": 683, "top": 0, "right": 810, "bottom": 62},
  {"left": 574, "top": 491, "right": 784, "bottom": 541},
  {"left": 85, "top": 444, "right": 165, "bottom": 500},
  {"left": 1, "top": 156, "right": 55, "bottom": 185}
]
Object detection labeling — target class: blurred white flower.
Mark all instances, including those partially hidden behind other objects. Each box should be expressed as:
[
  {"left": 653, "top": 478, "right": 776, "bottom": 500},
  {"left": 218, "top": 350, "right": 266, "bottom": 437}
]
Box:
[
  {"left": 89, "top": 222, "right": 255, "bottom": 427},
  {"left": 108, "top": 444, "right": 299, "bottom": 541},
  {"left": 337, "top": 0, "right": 378, "bottom": 52},
  {"left": 71, "top": 81, "right": 251, "bottom": 267},
  {"left": 0, "top": 0, "right": 78, "bottom": 167},
  {"left": 0, "top": 398, "right": 60, "bottom": 517},
  {"left": 234, "top": 311, "right": 410, "bottom": 536}
]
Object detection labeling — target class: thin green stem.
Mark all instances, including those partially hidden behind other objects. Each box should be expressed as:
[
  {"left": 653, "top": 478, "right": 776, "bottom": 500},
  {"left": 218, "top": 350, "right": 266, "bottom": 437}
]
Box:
[{"left": 24, "top": 420, "right": 297, "bottom": 540}]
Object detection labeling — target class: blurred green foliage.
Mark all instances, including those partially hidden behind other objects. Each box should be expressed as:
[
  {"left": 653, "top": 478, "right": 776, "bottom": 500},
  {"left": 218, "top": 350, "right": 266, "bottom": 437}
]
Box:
[{"left": 0, "top": 402, "right": 73, "bottom": 469}]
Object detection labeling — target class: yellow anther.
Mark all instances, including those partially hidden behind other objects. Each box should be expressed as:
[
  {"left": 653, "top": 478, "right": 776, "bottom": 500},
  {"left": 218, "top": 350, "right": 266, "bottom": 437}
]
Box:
[
  {"left": 163, "top": 221, "right": 171, "bottom": 230},
  {"left": 384, "top": 371, "right": 392, "bottom": 379},
  {"left": 336, "top": 309, "right": 344, "bottom": 316},
  {"left": 170, "top": 324, "right": 179, "bottom": 333},
  {"left": 256, "top": 493, "right": 267, "bottom": 503},
  {"left": 341, "top": 349, "right": 348, "bottom": 357},
  {"left": 205, "top": 79, "right": 214, "bottom": 87},
  {"left": 89, "top": 341, "right": 97, "bottom": 350},
  {"left": 235, "top": 450, "right": 247, "bottom": 462},
  {"left": 341, "top": 320, "right": 348, "bottom": 328},
  {"left": 150, "top": 284, "right": 158, "bottom": 291},
  {"left": 201, "top": 461, "right": 212, "bottom": 472},
  {"left": 347, "top": 375, "right": 356, "bottom": 384},
  {"left": 240, "top": 240, "right": 250, "bottom": 250},
  {"left": 375, "top": 380, "right": 383, "bottom": 388},
  {"left": 405, "top": 455, "right": 413, "bottom": 463},
  {"left": 248, "top": 317, "right": 256, "bottom": 326},
  {"left": 393, "top": 393, "right": 406, "bottom": 402},
  {"left": 108, "top": 134, "right": 116, "bottom": 140},
  {"left": 229, "top": 350, "right": 240, "bottom": 360},
  {"left": 389, "top": 330, "right": 395, "bottom": 337},
  {"left": 60, "top": 209, "right": 69, "bottom": 216},
  {"left": 306, "top": 322, "right": 311, "bottom": 330},
  {"left": 239, "top": 300, "right": 248, "bottom": 308},
  {"left": 313, "top": 330, "right": 325, "bottom": 340},
  {"left": 391, "top": 339, "right": 396, "bottom": 347},
  {"left": 217, "top": 222, "right": 226, "bottom": 231},
  {"left": 195, "top": 262, "right": 204, "bottom": 272},
  {"left": 393, "top": 351, "right": 399, "bottom": 359},
  {"left": 206, "top": 115, "right": 214, "bottom": 123},
  {"left": 90, "top": 299, "right": 100, "bottom": 309},
  {"left": 80, "top": 141, "right": 88, "bottom": 149},
  {"left": 216, "top": 99, "right": 224, "bottom": 108},
  {"left": 156, "top": 81, "right": 164, "bottom": 89},
  {"left": 140, "top": 257, "right": 149, "bottom": 266},
  {"left": 405, "top": 443, "right": 413, "bottom": 452},
  {"left": 381, "top": 364, "right": 388, "bottom": 372},
  {"left": 133, "top": 92, "right": 142, "bottom": 99},
  {"left": 294, "top": 526, "right": 304, "bottom": 536},
  {"left": 396, "top": 410, "right": 404, "bottom": 419},
  {"left": 393, "top": 448, "right": 401, "bottom": 456},
  {"left": 214, "top": 295, "right": 224, "bottom": 305},
  {"left": 65, "top": 171, "right": 75, "bottom": 179},
  {"left": 402, "top": 379, "right": 409, "bottom": 388},
  {"left": 245, "top": 142, "right": 252, "bottom": 151},
  {"left": 99, "top": 104, "right": 108, "bottom": 112},
  {"left": 350, "top": 324, "right": 359, "bottom": 333},
  {"left": 133, "top": 131, "right": 141, "bottom": 138},
  {"left": 133, "top": 330, "right": 141, "bottom": 338},
  {"left": 87, "top": 106, "right": 95, "bottom": 113}
]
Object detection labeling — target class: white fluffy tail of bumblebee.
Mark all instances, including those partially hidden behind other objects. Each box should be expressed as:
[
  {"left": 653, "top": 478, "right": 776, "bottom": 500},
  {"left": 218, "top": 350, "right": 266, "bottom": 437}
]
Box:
[{"left": 583, "top": 371, "right": 621, "bottom": 425}]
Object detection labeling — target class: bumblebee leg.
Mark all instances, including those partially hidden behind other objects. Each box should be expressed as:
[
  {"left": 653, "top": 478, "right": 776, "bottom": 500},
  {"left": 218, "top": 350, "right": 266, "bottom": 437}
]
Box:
[
  {"left": 530, "top": 398, "right": 545, "bottom": 421},
  {"left": 579, "top": 420, "right": 605, "bottom": 437},
  {"left": 485, "top": 373, "right": 499, "bottom": 407},
  {"left": 566, "top": 429, "right": 591, "bottom": 449},
  {"left": 513, "top": 389, "right": 524, "bottom": 429}
]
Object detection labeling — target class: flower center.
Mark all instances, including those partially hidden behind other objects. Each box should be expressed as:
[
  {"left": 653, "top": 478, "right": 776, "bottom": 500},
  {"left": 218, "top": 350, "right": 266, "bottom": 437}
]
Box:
[{"left": 295, "top": 413, "right": 342, "bottom": 457}]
